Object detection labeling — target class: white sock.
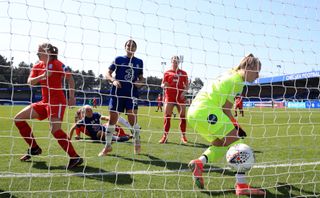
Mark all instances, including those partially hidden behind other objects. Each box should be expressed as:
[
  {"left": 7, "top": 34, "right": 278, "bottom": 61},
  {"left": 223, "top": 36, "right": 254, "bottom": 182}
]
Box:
[
  {"left": 131, "top": 124, "right": 141, "bottom": 143},
  {"left": 198, "top": 155, "right": 207, "bottom": 165},
  {"left": 235, "top": 173, "right": 247, "bottom": 184},
  {"left": 118, "top": 116, "right": 131, "bottom": 129},
  {"left": 105, "top": 124, "right": 115, "bottom": 147}
]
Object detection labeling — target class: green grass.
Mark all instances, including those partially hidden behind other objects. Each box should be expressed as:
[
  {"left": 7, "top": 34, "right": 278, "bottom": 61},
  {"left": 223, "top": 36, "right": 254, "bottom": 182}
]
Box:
[{"left": 0, "top": 106, "right": 319, "bottom": 197}]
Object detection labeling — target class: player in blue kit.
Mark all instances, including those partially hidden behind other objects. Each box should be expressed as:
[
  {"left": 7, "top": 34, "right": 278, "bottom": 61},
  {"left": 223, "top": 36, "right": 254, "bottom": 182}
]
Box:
[
  {"left": 98, "top": 39, "right": 144, "bottom": 156},
  {"left": 69, "top": 105, "right": 109, "bottom": 140}
]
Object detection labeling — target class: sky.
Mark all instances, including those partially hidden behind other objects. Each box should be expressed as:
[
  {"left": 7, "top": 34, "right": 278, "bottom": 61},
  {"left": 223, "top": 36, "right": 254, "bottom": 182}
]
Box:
[{"left": 0, "top": 0, "right": 319, "bottom": 81}]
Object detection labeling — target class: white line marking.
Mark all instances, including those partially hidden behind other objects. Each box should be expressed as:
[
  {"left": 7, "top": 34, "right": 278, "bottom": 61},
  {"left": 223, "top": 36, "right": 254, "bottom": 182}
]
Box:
[{"left": 0, "top": 161, "right": 319, "bottom": 178}]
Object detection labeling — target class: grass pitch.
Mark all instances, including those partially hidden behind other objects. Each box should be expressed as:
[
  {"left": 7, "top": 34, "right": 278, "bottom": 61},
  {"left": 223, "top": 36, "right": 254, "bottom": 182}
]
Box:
[{"left": 0, "top": 105, "right": 319, "bottom": 197}]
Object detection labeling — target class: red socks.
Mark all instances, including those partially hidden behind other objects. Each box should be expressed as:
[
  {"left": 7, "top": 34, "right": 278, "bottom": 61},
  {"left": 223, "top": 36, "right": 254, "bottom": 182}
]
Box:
[
  {"left": 15, "top": 121, "right": 38, "bottom": 148},
  {"left": 180, "top": 116, "right": 186, "bottom": 135},
  {"left": 53, "top": 129, "right": 78, "bottom": 157},
  {"left": 164, "top": 114, "right": 187, "bottom": 136},
  {"left": 164, "top": 114, "right": 172, "bottom": 136}
]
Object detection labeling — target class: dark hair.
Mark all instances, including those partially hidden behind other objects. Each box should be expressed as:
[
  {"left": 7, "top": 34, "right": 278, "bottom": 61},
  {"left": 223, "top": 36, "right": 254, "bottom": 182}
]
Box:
[
  {"left": 125, "top": 40, "right": 137, "bottom": 48},
  {"left": 39, "top": 43, "right": 58, "bottom": 60}
]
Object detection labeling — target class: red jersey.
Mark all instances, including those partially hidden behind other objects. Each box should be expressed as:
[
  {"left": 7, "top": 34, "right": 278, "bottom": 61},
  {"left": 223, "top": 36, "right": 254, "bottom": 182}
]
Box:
[
  {"left": 162, "top": 69, "right": 188, "bottom": 99},
  {"left": 30, "top": 60, "right": 67, "bottom": 104}
]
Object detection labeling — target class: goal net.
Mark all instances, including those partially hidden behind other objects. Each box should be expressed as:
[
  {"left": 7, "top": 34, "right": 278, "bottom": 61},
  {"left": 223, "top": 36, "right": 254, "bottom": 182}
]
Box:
[{"left": 0, "top": 0, "right": 319, "bottom": 197}]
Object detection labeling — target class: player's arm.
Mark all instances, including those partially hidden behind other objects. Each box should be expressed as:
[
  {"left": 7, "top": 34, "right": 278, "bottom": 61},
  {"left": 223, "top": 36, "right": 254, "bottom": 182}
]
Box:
[
  {"left": 134, "top": 74, "right": 145, "bottom": 88},
  {"left": 223, "top": 100, "right": 246, "bottom": 138},
  {"left": 66, "top": 73, "right": 75, "bottom": 106},
  {"left": 161, "top": 73, "right": 169, "bottom": 88},
  {"left": 106, "top": 68, "right": 121, "bottom": 88},
  {"left": 100, "top": 115, "right": 110, "bottom": 122},
  {"left": 69, "top": 123, "right": 78, "bottom": 140},
  {"left": 27, "top": 66, "right": 48, "bottom": 85}
]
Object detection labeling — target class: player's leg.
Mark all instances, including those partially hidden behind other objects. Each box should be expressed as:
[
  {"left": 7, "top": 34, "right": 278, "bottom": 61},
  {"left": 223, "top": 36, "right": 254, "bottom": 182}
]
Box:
[
  {"left": 127, "top": 108, "right": 141, "bottom": 154},
  {"left": 240, "top": 108, "right": 244, "bottom": 117},
  {"left": 14, "top": 103, "right": 46, "bottom": 161},
  {"left": 234, "top": 107, "right": 238, "bottom": 117},
  {"left": 49, "top": 104, "right": 82, "bottom": 169},
  {"left": 187, "top": 107, "right": 236, "bottom": 189},
  {"left": 159, "top": 101, "right": 174, "bottom": 143},
  {"left": 176, "top": 104, "right": 187, "bottom": 143},
  {"left": 99, "top": 97, "right": 121, "bottom": 156}
]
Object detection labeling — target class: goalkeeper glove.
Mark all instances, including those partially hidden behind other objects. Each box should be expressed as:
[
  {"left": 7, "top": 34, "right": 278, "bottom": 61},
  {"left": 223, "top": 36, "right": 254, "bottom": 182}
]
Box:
[{"left": 230, "top": 117, "right": 247, "bottom": 138}]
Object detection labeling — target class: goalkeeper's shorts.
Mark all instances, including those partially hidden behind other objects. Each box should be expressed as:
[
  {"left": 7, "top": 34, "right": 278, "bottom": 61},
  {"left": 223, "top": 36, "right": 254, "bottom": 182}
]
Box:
[{"left": 187, "top": 105, "right": 234, "bottom": 142}]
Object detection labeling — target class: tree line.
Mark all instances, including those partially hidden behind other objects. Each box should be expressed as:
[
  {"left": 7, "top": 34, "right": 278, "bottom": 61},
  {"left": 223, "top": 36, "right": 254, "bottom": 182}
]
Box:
[{"left": 0, "top": 54, "right": 203, "bottom": 94}]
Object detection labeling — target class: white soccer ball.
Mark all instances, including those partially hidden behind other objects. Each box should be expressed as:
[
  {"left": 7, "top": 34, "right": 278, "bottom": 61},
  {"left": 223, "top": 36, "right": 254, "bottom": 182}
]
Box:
[{"left": 226, "top": 143, "right": 255, "bottom": 172}]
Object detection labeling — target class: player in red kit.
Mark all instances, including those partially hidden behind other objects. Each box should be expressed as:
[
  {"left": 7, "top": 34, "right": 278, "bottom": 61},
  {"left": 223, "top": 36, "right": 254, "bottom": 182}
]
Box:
[
  {"left": 13, "top": 43, "right": 83, "bottom": 169},
  {"left": 156, "top": 94, "right": 163, "bottom": 112},
  {"left": 92, "top": 97, "right": 97, "bottom": 108},
  {"left": 234, "top": 94, "right": 244, "bottom": 117},
  {"left": 159, "top": 56, "right": 189, "bottom": 144}
]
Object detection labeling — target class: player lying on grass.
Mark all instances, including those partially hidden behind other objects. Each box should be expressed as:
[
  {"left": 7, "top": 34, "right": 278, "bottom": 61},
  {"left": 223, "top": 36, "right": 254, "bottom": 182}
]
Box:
[
  {"left": 187, "top": 54, "right": 265, "bottom": 196},
  {"left": 69, "top": 105, "right": 132, "bottom": 142},
  {"left": 14, "top": 43, "right": 83, "bottom": 169}
]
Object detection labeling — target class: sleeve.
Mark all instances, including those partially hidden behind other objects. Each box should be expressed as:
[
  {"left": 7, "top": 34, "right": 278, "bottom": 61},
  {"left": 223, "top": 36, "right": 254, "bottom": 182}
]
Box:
[
  {"left": 48, "top": 62, "right": 63, "bottom": 72},
  {"left": 109, "top": 58, "right": 117, "bottom": 71},
  {"left": 162, "top": 72, "right": 168, "bottom": 84},
  {"left": 94, "top": 112, "right": 101, "bottom": 120},
  {"left": 138, "top": 59, "right": 143, "bottom": 76},
  {"left": 29, "top": 64, "right": 39, "bottom": 78}
]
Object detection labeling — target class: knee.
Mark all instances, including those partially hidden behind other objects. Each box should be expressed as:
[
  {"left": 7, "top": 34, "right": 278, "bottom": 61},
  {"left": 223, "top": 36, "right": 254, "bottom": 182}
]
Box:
[
  {"left": 212, "top": 138, "right": 224, "bottom": 147},
  {"left": 165, "top": 114, "right": 172, "bottom": 119}
]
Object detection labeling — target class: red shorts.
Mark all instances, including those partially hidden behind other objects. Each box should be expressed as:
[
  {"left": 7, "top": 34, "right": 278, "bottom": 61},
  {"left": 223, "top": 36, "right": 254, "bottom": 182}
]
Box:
[
  {"left": 31, "top": 101, "right": 66, "bottom": 121},
  {"left": 235, "top": 105, "right": 243, "bottom": 109},
  {"left": 164, "top": 95, "right": 186, "bottom": 105}
]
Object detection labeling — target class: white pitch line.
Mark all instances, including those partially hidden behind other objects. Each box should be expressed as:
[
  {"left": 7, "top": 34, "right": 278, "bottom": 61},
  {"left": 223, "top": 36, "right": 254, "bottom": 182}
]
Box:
[{"left": 0, "top": 161, "right": 319, "bottom": 178}]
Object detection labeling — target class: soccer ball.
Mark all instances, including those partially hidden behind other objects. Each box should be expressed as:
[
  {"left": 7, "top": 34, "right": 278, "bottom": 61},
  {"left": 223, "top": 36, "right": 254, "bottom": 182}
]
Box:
[{"left": 226, "top": 143, "right": 255, "bottom": 172}]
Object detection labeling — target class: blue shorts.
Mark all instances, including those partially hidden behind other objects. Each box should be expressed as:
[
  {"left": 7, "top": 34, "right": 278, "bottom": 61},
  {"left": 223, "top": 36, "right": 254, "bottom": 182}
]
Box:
[
  {"left": 109, "top": 96, "right": 138, "bottom": 113},
  {"left": 87, "top": 125, "right": 106, "bottom": 140}
]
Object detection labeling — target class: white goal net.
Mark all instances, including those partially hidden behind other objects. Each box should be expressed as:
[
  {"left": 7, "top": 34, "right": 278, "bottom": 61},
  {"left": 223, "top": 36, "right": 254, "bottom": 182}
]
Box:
[{"left": 0, "top": 0, "right": 319, "bottom": 197}]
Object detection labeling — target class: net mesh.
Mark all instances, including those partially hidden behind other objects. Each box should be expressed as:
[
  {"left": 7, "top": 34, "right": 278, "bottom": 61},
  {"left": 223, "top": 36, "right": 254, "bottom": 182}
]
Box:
[{"left": 0, "top": 0, "right": 319, "bottom": 197}]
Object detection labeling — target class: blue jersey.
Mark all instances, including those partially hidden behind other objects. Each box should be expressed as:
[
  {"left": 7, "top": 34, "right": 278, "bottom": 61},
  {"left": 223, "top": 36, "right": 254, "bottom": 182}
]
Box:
[
  {"left": 109, "top": 56, "right": 143, "bottom": 97},
  {"left": 76, "top": 112, "right": 105, "bottom": 138}
]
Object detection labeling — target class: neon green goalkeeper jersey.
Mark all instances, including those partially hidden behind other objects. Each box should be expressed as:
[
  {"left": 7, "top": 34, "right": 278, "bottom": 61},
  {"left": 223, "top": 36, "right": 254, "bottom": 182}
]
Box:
[{"left": 192, "top": 72, "right": 244, "bottom": 108}]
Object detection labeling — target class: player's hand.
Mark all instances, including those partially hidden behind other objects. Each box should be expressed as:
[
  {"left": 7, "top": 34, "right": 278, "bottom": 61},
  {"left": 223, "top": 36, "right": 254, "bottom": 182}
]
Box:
[
  {"left": 112, "top": 80, "right": 122, "bottom": 88},
  {"left": 39, "top": 71, "right": 47, "bottom": 80},
  {"left": 161, "top": 82, "right": 169, "bottom": 88},
  {"left": 230, "top": 117, "right": 247, "bottom": 138}
]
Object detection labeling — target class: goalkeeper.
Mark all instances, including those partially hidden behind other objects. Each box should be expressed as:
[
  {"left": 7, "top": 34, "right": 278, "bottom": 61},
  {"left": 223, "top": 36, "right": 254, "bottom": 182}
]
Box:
[{"left": 187, "top": 54, "right": 265, "bottom": 196}]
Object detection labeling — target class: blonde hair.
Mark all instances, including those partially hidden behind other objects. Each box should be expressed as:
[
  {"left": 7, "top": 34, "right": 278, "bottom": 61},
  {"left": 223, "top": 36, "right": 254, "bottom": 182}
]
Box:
[
  {"left": 39, "top": 43, "right": 58, "bottom": 60},
  {"left": 232, "top": 53, "right": 261, "bottom": 72},
  {"left": 171, "top": 56, "right": 180, "bottom": 64}
]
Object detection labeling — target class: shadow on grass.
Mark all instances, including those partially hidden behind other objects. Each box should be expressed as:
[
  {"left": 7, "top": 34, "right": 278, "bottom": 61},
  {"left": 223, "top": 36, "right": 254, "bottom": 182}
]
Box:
[
  {"left": 164, "top": 141, "right": 209, "bottom": 148},
  {"left": 269, "top": 182, "right": 319, "bottom": 198},
  {"left": 0, "top": 190, "right": 18, "bottom": 198},
  {"left": 110, "top": 153, "right": 235, "bottom": 176},
  {"left": 199, "top": 189, "right": 235, "bottom": 197},
  {"left": 32, "top": 161, "right": 133, "bottom": 185}
]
